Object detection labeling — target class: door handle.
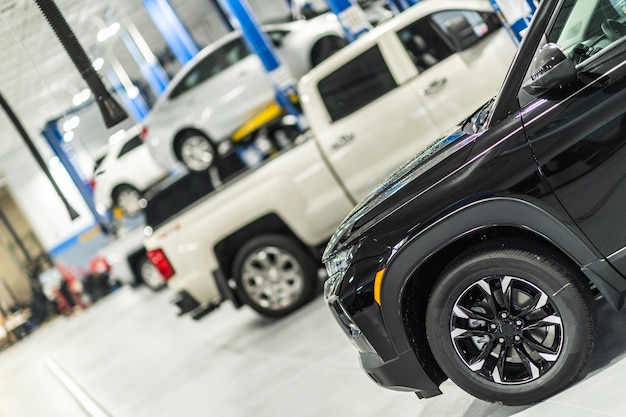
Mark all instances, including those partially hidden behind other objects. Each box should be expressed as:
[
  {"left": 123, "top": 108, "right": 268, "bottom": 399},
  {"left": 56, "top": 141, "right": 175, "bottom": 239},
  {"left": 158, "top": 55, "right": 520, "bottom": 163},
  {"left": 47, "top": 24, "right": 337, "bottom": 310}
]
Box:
[
  {"left": 332, "top": 133, "right": 354, "bottom": 149},
  {"left": 419, "top": 78, "right": 447, "bottom": 95}
]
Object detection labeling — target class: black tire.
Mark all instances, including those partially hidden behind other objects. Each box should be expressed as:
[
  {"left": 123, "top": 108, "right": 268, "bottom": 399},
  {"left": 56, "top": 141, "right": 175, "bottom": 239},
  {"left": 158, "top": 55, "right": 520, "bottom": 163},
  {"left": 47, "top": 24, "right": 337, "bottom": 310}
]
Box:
[
  {"left": 175, "top": 131, "right": 217, "bottom": 172},
  {"left": 112, "top": 185, "right": 143, "bottom": 216},
  {"left": 311, "top": 36, "right": 347, "bottom": 67},
  {"left": 134, "top": 255, "right": 165, "bottom": 291},
  {"left": 233, "top": 234, "right": 318, "bottom": 318},
  {"left": 425, "top": 240, "right": 595, "bottom": 405}
]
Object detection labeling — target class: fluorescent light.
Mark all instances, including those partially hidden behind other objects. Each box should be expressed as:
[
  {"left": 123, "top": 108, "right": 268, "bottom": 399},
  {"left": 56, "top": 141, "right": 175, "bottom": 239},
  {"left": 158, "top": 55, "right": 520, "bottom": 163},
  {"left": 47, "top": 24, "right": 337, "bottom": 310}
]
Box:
[
  {"left": 92, "top": 58, "right": 104, "bottom": 71},
  {"left": 72, "top": 89, "right": 91, "bottom": 106},
  {"left": 62, "top": 116, "right": 80, "bottom": 132},
  {"left": 97, "top": 22, "right": 120, "bottom": 42}
]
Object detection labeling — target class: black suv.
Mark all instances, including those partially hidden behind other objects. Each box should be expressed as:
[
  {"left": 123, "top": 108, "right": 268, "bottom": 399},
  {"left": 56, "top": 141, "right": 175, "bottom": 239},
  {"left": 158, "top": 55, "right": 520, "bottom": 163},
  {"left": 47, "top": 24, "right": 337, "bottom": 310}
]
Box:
[{"left": 323, "top": 0, "right": 626, "bottom": 406}]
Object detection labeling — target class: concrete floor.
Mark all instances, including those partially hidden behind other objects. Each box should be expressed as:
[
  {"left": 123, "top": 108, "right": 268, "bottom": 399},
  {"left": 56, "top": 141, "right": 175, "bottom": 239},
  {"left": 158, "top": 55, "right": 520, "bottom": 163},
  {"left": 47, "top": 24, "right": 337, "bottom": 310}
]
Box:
[{"left": 1, "top": 286, "right": 626, "bottom": 417}]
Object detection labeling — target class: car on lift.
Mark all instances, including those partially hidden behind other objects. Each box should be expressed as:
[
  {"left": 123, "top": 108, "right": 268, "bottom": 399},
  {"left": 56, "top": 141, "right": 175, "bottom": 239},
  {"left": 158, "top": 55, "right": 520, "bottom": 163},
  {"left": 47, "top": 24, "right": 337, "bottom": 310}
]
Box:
[
  {"left": 92, "top": 125, "right": 168, "bottom": 216},
  {"left": 322, "top": 0, "right": 626, "bottom": 406},
  {"left": 140, "top": 12, "right": 346, "bottom": 173}
]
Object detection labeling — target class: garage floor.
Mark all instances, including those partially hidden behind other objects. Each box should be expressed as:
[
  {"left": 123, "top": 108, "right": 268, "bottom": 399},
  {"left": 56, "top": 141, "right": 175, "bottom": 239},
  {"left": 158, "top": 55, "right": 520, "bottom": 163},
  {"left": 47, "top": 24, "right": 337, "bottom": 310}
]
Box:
[{"left": 1, "top": 286, "right": 625, "bottom": 417}]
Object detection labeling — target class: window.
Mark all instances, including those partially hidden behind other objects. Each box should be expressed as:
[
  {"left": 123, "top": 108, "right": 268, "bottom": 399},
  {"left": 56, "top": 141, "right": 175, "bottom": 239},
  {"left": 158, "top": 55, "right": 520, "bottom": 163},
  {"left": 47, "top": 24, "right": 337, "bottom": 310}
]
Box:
[
  {"left": 318, "top": 46, "right": 397, "bottom": 121},
  {"left": 398, "top": 11, "right": 500, "bottom": 72},
  {"left": 518, "top": 0, "right": 626, "bottom": 107},
  {"left": 548, "top": 0, "right": 626, "bottom": 59},
  {"left": 118, "top": 135, "right": 143, "bottom": 158},
  {"left": 170, "top": 37, "right": 251, "bottom": 99}
]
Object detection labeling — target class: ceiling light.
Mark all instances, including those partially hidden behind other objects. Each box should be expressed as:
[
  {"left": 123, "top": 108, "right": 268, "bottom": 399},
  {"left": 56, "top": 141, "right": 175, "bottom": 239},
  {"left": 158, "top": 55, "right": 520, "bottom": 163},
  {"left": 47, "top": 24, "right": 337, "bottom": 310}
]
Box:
[
  {"left": 62, "top": 116, "right": 80, "bottom": 132},
  {"left": 72, "top": 89, "right": 91, "bottom": 106}
]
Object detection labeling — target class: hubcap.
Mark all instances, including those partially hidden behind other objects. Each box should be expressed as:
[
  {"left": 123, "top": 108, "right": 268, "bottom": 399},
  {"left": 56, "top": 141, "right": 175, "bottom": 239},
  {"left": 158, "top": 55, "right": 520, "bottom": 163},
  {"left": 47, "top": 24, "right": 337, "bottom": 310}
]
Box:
[
  {"left": 117, "top": 188, "right": 142, "bottom": 215},
  {"left": 141, "top": 260, "right": 163, "bottom": 290},
  {"left": 240, "top": 246, "right": 304, "bottom": 311},
  {"left": 180, "top": 136, "right": 214, "bottom": 171},
  {"left": 450, "top": 275, "right": 563, "bottom": 384}
]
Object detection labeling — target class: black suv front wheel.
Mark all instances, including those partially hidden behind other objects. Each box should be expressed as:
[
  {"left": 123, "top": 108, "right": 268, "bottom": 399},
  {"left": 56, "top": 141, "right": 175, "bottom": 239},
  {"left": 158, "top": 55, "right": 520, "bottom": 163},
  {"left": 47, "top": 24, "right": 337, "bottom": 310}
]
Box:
[{"left": 425, "top": 240, "right": 595, "bottom": 405}]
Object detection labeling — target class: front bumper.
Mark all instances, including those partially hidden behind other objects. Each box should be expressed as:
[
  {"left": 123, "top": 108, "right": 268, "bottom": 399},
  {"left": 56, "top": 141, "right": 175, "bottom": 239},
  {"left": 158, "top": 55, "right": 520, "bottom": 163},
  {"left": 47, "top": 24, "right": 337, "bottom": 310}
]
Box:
[{"left": 327, "top": 297, "right": 442, "bottom": 397}]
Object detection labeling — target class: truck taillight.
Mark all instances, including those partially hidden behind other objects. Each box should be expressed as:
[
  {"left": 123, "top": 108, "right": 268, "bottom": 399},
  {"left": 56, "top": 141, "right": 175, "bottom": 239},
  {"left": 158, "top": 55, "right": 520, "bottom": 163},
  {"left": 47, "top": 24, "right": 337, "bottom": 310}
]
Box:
[
  {"left": 147, "top": 249, "right": 174, "bottom": 280},
  {"left": 139, "top": 126, "right": 148, "bottom": 141}
]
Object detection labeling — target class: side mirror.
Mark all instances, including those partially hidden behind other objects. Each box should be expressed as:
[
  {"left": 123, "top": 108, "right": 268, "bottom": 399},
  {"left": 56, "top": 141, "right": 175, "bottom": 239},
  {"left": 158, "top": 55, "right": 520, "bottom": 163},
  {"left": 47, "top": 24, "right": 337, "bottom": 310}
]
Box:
[
  {"left": 522, "top": 43, "right": 577, "bottom": 96},
  {"left": 445, "top": 15, "right": 479, "bottom": 50}
]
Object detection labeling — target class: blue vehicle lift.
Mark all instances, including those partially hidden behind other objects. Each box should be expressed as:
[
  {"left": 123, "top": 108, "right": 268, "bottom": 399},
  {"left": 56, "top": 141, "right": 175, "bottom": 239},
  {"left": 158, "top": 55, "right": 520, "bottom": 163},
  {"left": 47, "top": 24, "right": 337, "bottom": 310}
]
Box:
[
  {"left": 119, "top": 22, "right": 170, "bottom": 97},
  {"left": 41, "top": 120, "right": 114, "bottom": 233},
  {"left": 324, "top": 0, "right": 371, "bottom": 41},
  {"left": 141, "top": 0, "right": 200, "bottom": 65},
  {"left": 489, "top": 0, "right": 537, "bottom": 44},
  {"left": 215, "top": 0, "right": 306, "bottom": 129}
]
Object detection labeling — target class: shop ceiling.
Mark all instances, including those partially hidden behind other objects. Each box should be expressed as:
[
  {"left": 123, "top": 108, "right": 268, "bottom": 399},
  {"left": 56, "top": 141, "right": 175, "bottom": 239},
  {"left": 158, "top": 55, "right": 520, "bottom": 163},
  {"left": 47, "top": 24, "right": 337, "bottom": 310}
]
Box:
[{"left": 0, "top": 0, "right": 253, "bottom": 180}]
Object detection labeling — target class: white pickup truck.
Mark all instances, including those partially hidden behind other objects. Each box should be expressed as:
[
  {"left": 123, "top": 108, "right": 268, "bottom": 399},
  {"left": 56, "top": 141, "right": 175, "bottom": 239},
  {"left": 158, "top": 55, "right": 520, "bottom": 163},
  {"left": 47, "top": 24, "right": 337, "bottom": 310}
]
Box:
[{"left": 143, "top": 0, "right": 517, "bottom": 319}]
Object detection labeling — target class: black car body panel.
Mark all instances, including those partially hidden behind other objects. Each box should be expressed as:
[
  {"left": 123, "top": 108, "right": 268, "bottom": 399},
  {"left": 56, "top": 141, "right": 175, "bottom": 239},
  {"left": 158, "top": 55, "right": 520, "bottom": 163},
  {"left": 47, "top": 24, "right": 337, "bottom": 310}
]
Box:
[{"left": 323, "top": 0, "right": 626, "bottom": 402}]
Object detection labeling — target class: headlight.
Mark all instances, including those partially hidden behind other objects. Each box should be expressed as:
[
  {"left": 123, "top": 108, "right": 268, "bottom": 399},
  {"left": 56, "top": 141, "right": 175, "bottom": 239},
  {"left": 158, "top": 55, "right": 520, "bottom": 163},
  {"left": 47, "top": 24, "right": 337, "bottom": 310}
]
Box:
[{"left": 323, "top": 245, "right": 356, "bottom": 300}]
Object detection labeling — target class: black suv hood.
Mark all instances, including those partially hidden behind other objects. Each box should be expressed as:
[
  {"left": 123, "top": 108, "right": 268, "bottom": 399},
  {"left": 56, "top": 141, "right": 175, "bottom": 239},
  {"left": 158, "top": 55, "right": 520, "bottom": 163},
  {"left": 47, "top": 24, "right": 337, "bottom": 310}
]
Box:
[{"left": 323, "top": 124, "right": 479, "bottom": 262}]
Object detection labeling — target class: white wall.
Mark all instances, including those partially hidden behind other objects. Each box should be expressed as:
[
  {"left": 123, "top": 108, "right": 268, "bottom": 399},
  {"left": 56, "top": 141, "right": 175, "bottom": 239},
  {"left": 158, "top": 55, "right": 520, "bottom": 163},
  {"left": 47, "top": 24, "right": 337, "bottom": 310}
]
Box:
[{"left": 0, "top": 142, "right": 95, "bottom": 252}]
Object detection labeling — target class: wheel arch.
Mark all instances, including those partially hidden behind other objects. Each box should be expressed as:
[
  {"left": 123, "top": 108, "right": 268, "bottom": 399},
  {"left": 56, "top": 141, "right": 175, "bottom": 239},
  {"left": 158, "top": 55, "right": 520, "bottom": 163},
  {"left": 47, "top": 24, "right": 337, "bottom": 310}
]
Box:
[
  {"left": 111, "top": 183, "right": 138, "bottom": 201},
  {"left": 214, "top": 213, "right": 316, "bottom": 279},
  {"left": 379, "top": 197, "right": 626, "bottom": 359},
  {"left": 310, "top": 35, "right": 348, "bottom": 67}
]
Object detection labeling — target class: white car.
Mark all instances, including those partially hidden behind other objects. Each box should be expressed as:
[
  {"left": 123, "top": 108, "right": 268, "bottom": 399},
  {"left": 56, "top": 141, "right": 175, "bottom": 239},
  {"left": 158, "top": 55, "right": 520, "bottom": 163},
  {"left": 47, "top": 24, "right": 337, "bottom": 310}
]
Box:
[
  {"left": 141, "top": 13, "right": 346, "bottom": 173},
  {"left": 92, "top": 125, "right": 168, "bottom": 216}
]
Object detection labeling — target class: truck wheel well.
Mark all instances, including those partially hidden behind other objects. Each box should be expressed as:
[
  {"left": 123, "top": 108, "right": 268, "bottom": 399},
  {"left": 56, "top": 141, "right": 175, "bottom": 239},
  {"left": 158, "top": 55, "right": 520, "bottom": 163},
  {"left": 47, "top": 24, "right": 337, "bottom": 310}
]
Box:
[
  {"left": 214, "top": 214, "right": 302, "bottom": 278},
  {"left": 310, "top": 35, "right": 347, "bottom": 67},
  {"left": 400, "top": 226, "right": 590, "bottom": 385},
  {"left": 127, "top": 248, "right": 148, "bottom": 286}
]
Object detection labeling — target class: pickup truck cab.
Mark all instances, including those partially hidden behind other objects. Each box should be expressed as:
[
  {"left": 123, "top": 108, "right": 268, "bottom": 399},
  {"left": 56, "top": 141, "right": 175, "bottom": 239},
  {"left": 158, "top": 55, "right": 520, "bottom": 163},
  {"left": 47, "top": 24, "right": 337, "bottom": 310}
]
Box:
[{"left": 143, "top": 0, "right": 517, "bottom": 319}]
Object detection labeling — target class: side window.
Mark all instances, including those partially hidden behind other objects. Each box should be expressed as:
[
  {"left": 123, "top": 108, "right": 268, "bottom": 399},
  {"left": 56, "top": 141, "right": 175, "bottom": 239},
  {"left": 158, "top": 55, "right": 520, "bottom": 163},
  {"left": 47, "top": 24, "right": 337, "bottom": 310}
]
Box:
[
  {"left": 170, "top": 37, "right": 251, "bottom": 99},
  {"left": 118, "top": 136, "right": 143, "bottom": 158},
  {"left": 519, "top": 0, "right": 626, "bottom": 107},
  {"left": 397, "top": 16, "right": 454, "bottom": 72},
  {"left": 318, "top": 46, "right": 397, "bottom": 122},
  {"left": 432, "top": 11, "right": 501, "bottom": 50},
  {"left": 397, "top": 11, "right": 500, "bottom": 72},
  {"left": 548, "top": 0, "right": 625, "bottom": 61}
]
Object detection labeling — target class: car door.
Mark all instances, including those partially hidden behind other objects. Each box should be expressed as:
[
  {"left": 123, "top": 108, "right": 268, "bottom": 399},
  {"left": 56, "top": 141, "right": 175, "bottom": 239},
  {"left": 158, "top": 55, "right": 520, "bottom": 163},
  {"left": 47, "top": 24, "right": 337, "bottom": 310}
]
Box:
[
  {"left": 519, "top": 0, "right": 626, "bottom": 274},
  {"left": 398, "top": 9, "right": 517, "bottom": 132},
  {"left": 312, "top": 41, "right": 442, "bottom": 202}
]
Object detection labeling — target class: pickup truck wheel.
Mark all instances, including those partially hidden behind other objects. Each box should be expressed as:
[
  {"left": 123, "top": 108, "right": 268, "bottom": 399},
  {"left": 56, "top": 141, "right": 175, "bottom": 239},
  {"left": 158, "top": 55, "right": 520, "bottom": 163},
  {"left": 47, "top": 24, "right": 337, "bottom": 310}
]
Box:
[
  {"left": 176, "top": 132, "right": 216, "bottom": 172},
  {"left": 135, "top": 255, "right": 165, "bottom": 291},
  {"left": 425, "top": 240, "right": 595, "bottom": 405},
  {"left": 233, "top": 234, "right": 317, "bottom": 318}
]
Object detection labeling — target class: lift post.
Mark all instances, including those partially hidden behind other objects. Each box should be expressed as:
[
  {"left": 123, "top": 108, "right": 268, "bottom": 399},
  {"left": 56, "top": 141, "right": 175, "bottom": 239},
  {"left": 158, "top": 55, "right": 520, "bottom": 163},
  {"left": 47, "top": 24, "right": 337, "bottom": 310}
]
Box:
[
  {"left": 325, "top": 0, "right": 371, "bottom": 41},
  {"left": 215, "top": 0, "right": 305, "bottom": 129},
  {"left": 141, "top": 0, "right": 200, "bottom": 65},
  {"left": 119, "top": 21, "right": 170, "bottom": 97},
  {"left": 489, "top": 0, "right": 537, "bottom": 44},
  {"left": 41, "top": 121, "right": 114, "bottom": 234}
]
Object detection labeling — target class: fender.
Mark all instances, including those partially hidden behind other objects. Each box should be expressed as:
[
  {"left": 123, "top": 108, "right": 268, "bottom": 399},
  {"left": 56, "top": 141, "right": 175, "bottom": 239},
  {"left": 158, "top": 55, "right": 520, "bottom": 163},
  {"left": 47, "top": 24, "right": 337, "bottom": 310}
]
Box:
[{"left": 379, "top": 196, "right": 626, "bottom": 353}]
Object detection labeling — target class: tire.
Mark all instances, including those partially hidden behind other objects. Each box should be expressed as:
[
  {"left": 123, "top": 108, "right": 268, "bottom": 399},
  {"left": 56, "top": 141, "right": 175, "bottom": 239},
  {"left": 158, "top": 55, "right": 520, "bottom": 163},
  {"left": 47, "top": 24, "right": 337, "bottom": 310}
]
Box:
[
  {"left": 135, "top": 255, "right": 165, "bottom": 291},
  {"left": 425, "top": 240, "right": 595, "bottom": 405},
  {"left": 175, "top": 132, "right": 216, "bottom": 172},
  {"left": 233, "top": 234, "right": 318, "bottom": 318},
  {"left": 311, "top": 36, "right": 347, "bottom": 67},
  {"left": 113, "top": 185, "right": 143, "bottom": 216}
]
